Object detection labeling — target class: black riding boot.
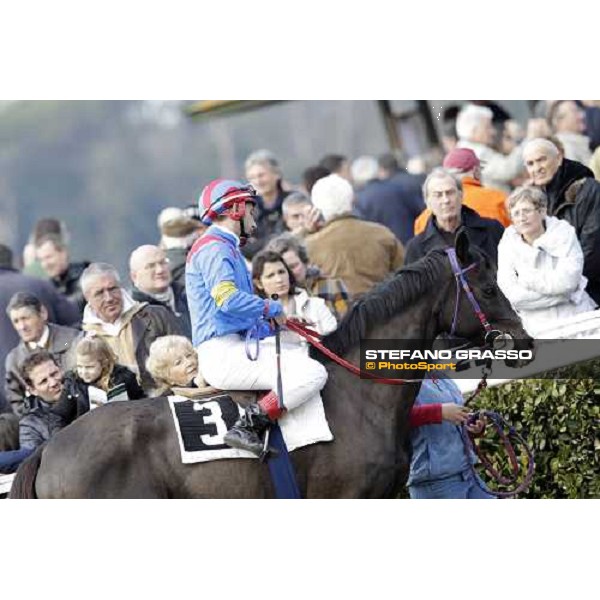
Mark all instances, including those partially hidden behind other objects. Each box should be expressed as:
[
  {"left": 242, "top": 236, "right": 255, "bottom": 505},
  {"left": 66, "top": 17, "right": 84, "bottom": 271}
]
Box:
[{"left": 224, "top": 403, "right": 272, "bottom": 456}]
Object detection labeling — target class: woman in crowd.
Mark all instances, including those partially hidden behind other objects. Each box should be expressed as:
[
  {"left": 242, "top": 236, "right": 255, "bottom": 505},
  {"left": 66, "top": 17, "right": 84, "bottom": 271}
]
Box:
[
  {"left": 251, "top": 250, "right": 337, "bottom": 344},
  {"left": 497, "top": 185, "right": 596, "bottom": 337},
  {"left": 63, "top": 336, "right": 145, "bottom": 415}
]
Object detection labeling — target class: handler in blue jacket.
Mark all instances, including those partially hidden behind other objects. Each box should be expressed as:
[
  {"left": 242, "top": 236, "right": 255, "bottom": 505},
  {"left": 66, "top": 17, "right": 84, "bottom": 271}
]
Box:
[
  {"left": 186, "top": 179, "right": 328, "bottom": 455},
  {"left": 408, "top": 374, "right": 494, "bottom": 499}
]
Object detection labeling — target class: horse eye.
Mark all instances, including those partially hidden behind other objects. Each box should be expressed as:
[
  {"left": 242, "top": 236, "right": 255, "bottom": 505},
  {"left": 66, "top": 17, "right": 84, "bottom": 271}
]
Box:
[{"left": 482, "top": 286, "right": 496, "bottom": 298}]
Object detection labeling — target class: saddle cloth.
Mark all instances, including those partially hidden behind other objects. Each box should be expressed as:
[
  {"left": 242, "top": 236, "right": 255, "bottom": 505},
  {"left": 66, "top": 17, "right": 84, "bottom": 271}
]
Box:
[{"left": 168, "top": 388, "right": 333, "bottom": 464}]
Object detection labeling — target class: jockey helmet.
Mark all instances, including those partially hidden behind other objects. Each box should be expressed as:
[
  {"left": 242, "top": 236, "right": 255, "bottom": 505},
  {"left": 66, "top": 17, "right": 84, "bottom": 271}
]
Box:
[{"left": 199, "top": 179, "right": 257, "bottom": 226}]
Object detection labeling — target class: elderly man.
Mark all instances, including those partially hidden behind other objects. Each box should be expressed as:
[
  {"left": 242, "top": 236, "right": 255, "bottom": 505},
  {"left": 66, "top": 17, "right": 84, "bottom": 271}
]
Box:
[
  {"left": 414, "top": 148, "right": 510, "bottom": 234},
  {"left": 306, "top": 174, "right": 404, "bottom": 297},
  {"left": 456, "top": 104, "right": 524, "bottom": 192},
  {"left": 405, "top": 168, "right": 504, "bottom": 265},
  {"left": 35, "top": 233, "right": 90, "bottom": 313},
  {"left": 5, "top": 292, "right": 81, "bottom": 416},
  {"left": 523, "top": 138, "right": 600, "bottom": 303},
  {"left": 129, "top": 244, "right": 191, "bottom": 339},
  {"left": 81, "top": 262, "right": 181, "bottom": 392}
]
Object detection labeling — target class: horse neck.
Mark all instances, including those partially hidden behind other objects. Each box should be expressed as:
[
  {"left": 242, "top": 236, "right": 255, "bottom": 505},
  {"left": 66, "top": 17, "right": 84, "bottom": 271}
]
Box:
[{"left": 338, "top": 292, "right": 440, "bottom": 415}]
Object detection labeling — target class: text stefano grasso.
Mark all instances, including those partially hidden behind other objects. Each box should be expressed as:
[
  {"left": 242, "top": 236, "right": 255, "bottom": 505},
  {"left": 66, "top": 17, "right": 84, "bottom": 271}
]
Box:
[{"left": 363, "top": 349, "right": 534, "bottom": 361}]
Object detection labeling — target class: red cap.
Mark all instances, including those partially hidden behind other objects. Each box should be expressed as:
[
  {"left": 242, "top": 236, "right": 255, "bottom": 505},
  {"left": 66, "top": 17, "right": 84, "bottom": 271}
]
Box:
[{"left": 442, "top": 147, "right": 480, "bottom": 172}]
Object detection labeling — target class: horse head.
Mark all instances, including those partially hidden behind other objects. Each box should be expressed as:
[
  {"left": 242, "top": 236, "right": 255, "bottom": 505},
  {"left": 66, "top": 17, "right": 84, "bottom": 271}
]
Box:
[{"left": 436, "top": 229, "right": 534, "bottom": 366}]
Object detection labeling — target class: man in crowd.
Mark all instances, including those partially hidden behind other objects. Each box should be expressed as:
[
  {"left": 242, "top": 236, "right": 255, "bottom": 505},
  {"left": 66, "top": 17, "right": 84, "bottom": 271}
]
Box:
[
  {"left": 242, "top": 149, "right": 289, "bottom": 258},
  {"left": 405, "top": 168, "right": 504, "bottom": 265},
  {"left": 0, "top": 244, "right": 79, "bottom": 414},
  {"left": 129, "top": 244, "right": 191, "bottom": 339},
  {"left": 0, "top": 351, "right": 74, "bottom": 473},
  {"left": 523, "top": 138, "right": 600, "bottom": 303},
  {"left": 355, "top": 153, "right": 425, "bottom": 245},
  {"left": 548, "top": 100, "right": 592, "bottom": 165},
  {"left": 267, "top": 232, "right": 350, "bottom": 320},
  {"left": 318, "top": 154, "right": 352, "bottom": 182},
  {"left": 456, "top": 104, "right": 524, "bottom": 192},
  {"left": 35, "top": 233, "right": 90, "bottom": 313},
  {"left": 413, "top": 148, "right": 510, "bottom": 234},
  {"left": 5, "top": 292, "right": 81, "bottom": 416},
  {"left": 157, "top": 207, "right": 203, "bottom": 288},
  {"left": 306, "top": 174, "right": 404, "bottom": 297},
  {"left": 81, "top": 262, "right": 181, "bottom": 392}
]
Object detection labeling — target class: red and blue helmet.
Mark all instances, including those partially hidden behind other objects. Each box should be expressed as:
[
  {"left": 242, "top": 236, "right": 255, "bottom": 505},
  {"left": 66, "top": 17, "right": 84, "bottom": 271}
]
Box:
[{"left": 199, "top": 179, "right": 257, "bottom": 226}]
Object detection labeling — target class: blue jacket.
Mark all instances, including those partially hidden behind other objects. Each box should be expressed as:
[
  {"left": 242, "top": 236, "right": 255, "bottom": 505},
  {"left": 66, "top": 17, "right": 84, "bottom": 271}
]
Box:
[
  {"left": 408, "top": 375, "right": 472, "bottom": 486},
  {"left": 186, "top": 226, "right": 283, "bottom": 346}
]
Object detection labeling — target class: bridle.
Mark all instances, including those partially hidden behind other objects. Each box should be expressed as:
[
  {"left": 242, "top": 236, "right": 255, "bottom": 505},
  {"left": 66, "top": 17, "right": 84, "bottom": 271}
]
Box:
[{"left": 444, "top": 247, "right": 510, "bottom": 350}]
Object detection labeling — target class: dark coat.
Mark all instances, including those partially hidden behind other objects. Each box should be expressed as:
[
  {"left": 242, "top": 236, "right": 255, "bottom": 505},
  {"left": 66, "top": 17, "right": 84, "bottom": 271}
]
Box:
[
  {"left": 544, "top": 161, "right": 600, "bottom": 304},
  {"left": 0, "top": 267, "right": 80, "bottom": 414},
  {"left": 51, "top": 261, "right": 90, "bottom": 314},
  {"left": 131, "top": 282, "right": 191, "bottom": 340},
  {"left": 62, "top": 364, "right": 145, "bottom": 419},
  {"left": 165, "top": 246, "right": 188, "bottom": 289},
  {"left": 19, "top": 395, "right": 67, "bottom": 450},
  {"left": 355, "top": 177, "right": 425, "bottom": 245},
  {"left": 4, "top": 323, "right": 82, "bottom": 416},
  {"left": 405, "top": 205, "right": 504, "bottom": 266},
  {"left": 241, "top": 187, "right": 289, "bottom": 259}
]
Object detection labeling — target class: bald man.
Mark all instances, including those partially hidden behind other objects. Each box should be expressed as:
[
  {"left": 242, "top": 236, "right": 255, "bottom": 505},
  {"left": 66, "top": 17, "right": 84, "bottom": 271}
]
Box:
[
  {"left": 129, "top": 245, "right": 191, "bottom": 339},
  {"left": 523, "top": 138, "right": 600, "bottom": 303}
]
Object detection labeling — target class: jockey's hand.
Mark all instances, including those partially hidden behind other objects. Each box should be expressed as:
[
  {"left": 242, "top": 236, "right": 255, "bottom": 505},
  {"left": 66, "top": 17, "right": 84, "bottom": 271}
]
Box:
[
  {"left": 271, "top": 314, "right": 287, "bottom": 327},
  {"left": 441, "top": 403, "right": 470, "bottom": 425},
  {"left": 466, "top": 414, "right": 487, "bottom": 436}
]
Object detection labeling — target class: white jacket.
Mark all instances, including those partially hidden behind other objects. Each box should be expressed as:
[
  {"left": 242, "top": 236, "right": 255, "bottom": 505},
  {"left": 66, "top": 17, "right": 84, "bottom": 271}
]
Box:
[{"left": 497, "top": 216, "right": 597, "bottom": 337}]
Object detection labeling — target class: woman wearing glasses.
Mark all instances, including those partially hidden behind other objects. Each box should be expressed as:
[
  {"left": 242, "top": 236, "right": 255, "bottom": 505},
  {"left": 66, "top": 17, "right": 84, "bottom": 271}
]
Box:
[{"left": 497, "top": 185, "right": 596, "bottom": 337}]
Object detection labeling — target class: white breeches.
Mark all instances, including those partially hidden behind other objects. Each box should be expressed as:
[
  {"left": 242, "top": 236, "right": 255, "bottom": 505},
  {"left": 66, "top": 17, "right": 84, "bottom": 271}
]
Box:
[{"left": 197, "top": 334, "right": 328, "bottom": 411}]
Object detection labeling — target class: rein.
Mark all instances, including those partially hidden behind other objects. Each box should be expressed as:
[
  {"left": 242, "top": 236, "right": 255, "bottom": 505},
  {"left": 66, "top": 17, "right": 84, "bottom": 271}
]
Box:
[{"left": 286, "top": 319, "right": 421, "bottom": 385}]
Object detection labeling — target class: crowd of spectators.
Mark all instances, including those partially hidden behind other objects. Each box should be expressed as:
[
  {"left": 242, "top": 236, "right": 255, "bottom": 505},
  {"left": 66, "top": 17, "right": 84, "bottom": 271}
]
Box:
[{"left": 2, "top": 100, "right": 600, "bottom": 497}]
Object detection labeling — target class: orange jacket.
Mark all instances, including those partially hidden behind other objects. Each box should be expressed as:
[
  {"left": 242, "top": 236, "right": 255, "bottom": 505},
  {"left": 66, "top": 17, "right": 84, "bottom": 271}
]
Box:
[{"left": 413, "top": 177, "right": 510, "bottom": 235}]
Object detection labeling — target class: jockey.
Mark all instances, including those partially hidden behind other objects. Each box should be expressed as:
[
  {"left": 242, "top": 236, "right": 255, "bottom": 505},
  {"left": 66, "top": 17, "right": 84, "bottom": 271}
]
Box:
[{"left": 186, "top": 179, "right": 328, "bottom": 455}]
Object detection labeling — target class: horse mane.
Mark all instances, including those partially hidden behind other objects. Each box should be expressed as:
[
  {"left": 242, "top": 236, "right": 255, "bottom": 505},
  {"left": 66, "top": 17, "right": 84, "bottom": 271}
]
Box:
[{"left": 317, "top": 250, "right": 449, "bottom": 358}]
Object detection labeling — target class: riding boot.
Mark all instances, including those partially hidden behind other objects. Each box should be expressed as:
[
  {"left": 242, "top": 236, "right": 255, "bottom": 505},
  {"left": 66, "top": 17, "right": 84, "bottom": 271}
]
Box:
[{"left": 223, "top": 392, "right": 284, "bottom": 456}]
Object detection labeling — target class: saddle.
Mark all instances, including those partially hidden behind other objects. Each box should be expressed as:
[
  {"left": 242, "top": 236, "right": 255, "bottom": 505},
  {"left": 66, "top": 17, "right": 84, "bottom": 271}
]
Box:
[{"left": 169, "top": 384, "right": 266, "bottom": 408}]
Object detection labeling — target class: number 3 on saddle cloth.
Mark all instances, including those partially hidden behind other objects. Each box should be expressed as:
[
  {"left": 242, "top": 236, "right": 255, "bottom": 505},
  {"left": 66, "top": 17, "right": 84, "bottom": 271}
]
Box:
[{"left": 168, "top": 390, "right": 333, "bottom": 464}]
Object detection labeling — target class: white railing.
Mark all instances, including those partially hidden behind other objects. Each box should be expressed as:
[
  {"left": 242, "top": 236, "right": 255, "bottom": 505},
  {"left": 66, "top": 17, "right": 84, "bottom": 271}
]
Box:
[
  {"left": 0, "top": 473, "right": 15, "bottom": 496},
  {"left": 454, "top": 310, "right": 600, "bottom": 394}
]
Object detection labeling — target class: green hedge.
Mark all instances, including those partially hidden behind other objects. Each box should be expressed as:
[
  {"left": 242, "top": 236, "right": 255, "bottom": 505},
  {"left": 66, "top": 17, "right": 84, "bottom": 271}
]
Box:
[{"left": 469, "top": 359, "right": 600, "bottom": 499}]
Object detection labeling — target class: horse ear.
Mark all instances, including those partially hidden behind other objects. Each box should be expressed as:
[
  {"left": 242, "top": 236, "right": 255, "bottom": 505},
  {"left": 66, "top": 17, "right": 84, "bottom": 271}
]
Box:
[{"left": 455, "top": 228, "right": 472, "bottom": 264}]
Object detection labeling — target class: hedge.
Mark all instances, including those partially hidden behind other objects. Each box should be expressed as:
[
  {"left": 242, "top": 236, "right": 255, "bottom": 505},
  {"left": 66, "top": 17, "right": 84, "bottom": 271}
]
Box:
[{"left": 468, "top": 359, "right": 600, "bottom": 499}]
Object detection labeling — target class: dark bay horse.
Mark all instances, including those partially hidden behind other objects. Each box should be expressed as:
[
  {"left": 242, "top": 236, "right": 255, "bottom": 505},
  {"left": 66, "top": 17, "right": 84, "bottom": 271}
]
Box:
[{"left": 11, "top": 233, "right": 532, "bottom": 498}]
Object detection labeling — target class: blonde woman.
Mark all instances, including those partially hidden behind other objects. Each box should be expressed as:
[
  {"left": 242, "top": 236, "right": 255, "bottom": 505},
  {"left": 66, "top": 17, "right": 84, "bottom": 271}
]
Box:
[
  {"left": 497, "top": 185, "right": 596, "bottom": 337},
  {"left": 146, "top": 336, "right": 212, "bottom": 397}
]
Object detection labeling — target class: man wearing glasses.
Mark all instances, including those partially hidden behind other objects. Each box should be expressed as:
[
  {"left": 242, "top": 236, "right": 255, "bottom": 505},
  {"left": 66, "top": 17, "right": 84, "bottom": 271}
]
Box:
[
  {"left": 129, "top": 245, "right": 191, "bottom": 339},
  {"left": 80, "top": 263, "right": 181, "bottom": 393}
]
